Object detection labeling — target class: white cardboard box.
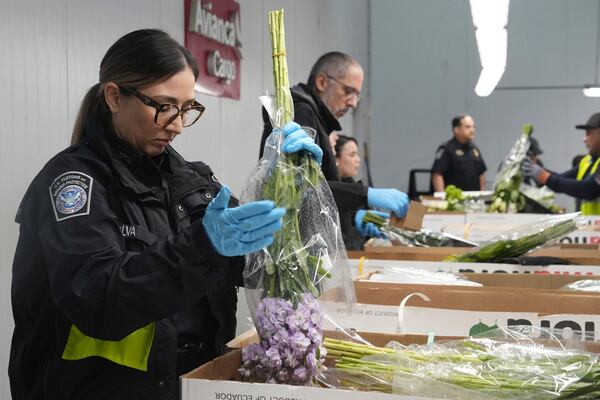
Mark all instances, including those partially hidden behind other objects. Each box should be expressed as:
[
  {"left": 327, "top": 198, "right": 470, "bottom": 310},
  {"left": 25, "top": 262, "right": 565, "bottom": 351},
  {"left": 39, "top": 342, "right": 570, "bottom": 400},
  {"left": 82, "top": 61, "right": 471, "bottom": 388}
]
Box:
[{"left": 348, "top": 258, "right": 600, "bottom": 276}]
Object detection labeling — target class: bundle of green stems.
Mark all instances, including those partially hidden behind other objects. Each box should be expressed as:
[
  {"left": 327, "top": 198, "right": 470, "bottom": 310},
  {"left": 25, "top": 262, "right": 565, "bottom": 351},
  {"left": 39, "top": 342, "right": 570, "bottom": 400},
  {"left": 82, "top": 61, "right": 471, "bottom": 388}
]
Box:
[
  {"left": 323, "top": 337, "right": 600, "bottom": 398},
  {"left": 448, "top": 218, "right": 577, "bottom": 263},
  {"left": 261, "top": 9, "right": 328, "bottom": 304}
]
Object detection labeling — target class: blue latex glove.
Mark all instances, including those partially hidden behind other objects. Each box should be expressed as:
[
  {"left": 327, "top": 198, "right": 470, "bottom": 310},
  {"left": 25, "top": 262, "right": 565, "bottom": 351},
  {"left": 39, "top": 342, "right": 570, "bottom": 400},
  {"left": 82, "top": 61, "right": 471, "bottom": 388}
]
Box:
[
  {"left": 280, "top": 122, "right": 323, "bottom": 165},
  {"left": 522, "top": 158, "right": 544, "bottom": 180},
  {"left": 367, "top": 188, "right": 409, "bottom": 218},
  {"left": 354, "top": 209, "right": 388, "bottom": 238},
  {"left": 203, "top": 186, "right": 285, "bottom": 256}
]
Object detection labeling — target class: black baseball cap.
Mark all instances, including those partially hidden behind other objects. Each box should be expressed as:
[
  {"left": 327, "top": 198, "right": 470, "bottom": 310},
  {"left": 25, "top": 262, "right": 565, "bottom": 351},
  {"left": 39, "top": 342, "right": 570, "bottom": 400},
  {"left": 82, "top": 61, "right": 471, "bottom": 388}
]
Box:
[{"left": 575, "top": 112, "right": 600, "bottom": 129}]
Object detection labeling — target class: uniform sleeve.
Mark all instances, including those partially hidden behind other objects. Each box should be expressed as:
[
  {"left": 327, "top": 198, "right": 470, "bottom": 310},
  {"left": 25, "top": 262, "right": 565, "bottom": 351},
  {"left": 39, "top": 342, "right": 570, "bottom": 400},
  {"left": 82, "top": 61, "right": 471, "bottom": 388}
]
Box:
[
  {"left": 431, "top": 145, "right": 450, "bottom": 174},
  {"left": 327, "top": 180, "right": 369, "bottom": 211},
  {"left": 559, "top": 166, "right": 580, "bottom": 179},
  {"left": 478, "top": 154, "right": 488, "bottom": 175},
  {"left": 34, "top": 166, "right": 229, "bottom": 341},
  {"left": 546, "top": 172, "right": 600, "bottom": 200}
]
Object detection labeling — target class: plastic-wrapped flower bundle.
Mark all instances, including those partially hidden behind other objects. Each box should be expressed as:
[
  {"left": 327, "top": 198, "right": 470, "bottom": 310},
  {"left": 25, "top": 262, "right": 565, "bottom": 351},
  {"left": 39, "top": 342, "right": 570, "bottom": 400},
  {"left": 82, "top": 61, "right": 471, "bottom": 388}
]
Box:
[
  {"left": 488, "top": 124, "right": 533, "bottom": 213},
  {"left": 446, "top": 213, "right": 580, "bottom": 263},
  {"left": 239, "top": 9, "right": 351, "bottom": 385},
  {"left": 322, "top": 326, "right": 600, "bottom": 399}
]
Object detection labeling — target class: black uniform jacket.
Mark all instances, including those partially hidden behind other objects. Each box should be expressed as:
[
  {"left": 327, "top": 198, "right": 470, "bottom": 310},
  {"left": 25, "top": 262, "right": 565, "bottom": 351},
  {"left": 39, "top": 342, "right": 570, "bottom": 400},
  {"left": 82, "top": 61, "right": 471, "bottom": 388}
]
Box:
[
  {"left": 9, "top": 114, "right": 243, "bottom": 400},
  {"left": 259, "top": 83, "right": 368, "bottom": 249},
  {"left": 431, "top": 137, "right": 487, "bottom": 191}
]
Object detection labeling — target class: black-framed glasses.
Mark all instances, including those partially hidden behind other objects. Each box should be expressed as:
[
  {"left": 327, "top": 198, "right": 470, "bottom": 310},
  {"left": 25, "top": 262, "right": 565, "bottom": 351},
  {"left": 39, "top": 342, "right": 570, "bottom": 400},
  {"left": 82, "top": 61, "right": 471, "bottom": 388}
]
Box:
[
  {"left": 325, "top": 74, "right": 361, "bottom": 100},
  {"left": 118, "top": 86, "right": 205, "bottom": 128}
]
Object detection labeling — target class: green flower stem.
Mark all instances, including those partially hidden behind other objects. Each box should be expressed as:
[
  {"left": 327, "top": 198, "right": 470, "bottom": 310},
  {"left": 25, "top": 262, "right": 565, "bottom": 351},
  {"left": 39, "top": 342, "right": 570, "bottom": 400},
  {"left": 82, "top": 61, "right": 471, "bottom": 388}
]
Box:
[{"left": 324, "top": 338, "right": 600, "bottom": 398}]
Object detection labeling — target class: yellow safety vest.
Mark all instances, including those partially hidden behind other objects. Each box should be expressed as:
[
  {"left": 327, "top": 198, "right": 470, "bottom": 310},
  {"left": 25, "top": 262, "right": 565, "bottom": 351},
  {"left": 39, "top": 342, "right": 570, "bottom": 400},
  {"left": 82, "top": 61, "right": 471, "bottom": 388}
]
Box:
[
  {"left": 577, "top": 155, "right": 600, "bottom": 215},
  {"left": 61, "top": 322, "right": 155, "bottom": 371}
]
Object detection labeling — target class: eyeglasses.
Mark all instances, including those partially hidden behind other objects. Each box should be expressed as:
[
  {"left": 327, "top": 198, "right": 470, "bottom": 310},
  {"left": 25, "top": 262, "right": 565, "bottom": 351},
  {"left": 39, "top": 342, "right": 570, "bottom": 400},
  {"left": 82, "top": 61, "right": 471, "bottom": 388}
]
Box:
[
  {"left": 118, "top": 86, "right": 205, "bottom": 128},
  {"left": 325, "top": 74, "right": 361, "bottom": 100}
]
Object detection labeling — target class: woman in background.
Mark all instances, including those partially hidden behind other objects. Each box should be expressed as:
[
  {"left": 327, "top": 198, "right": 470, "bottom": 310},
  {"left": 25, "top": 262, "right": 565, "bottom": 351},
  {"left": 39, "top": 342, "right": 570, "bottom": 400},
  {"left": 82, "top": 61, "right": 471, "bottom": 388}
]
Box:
[{"left": 334, "top": 135, "right": 386, "bottom": 249}]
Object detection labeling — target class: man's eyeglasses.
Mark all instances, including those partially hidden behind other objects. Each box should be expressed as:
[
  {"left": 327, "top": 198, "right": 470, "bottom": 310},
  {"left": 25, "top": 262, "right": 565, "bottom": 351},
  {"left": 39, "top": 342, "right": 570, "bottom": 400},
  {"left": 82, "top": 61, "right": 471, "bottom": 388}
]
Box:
[
  {"left": 325, "top": 74, "right": 361, "bottom": 100},
  {"left": 118, "top": 86, "right": 205, "bottom": 128}
]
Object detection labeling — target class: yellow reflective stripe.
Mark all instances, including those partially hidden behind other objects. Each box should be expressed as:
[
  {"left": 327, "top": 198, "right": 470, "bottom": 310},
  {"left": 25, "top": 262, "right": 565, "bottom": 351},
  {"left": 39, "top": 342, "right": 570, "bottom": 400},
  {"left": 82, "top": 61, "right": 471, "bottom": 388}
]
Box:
[
  {"left": 61, "top": 322, "right": 154, "bottom": 371},
  {"left": 576, "top": 156, "right": 600, "bottom": 215},
  {"left": 577, "top": 155, "right": 600, "bottom": 180},
  {"left": 581, "top": 201, "right": 600, "bottom": 215}
]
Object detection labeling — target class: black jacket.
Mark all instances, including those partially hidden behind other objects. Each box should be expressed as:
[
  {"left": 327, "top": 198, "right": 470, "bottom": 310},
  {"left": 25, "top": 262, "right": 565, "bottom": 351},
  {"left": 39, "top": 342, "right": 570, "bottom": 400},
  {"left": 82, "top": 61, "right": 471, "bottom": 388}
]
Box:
[
  {"left": 10, "top": 114, "right": 243, "bottom": 400},
  {"left": 259, "top": 83, "right": 368, "bottom": 248}
]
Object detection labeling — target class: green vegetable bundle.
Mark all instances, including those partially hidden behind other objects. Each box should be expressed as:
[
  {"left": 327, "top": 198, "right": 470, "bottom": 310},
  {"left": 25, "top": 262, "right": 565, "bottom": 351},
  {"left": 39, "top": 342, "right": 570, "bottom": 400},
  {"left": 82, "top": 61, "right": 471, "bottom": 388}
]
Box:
[
  {"left": 488, "top": 124, "right": 533, "bottom": 213},
  {"left": 323, "top": 329, "right": 600, "bottom": 399},
  {"left": 447, "top": 213, "right": 579, "bottom": 263}
]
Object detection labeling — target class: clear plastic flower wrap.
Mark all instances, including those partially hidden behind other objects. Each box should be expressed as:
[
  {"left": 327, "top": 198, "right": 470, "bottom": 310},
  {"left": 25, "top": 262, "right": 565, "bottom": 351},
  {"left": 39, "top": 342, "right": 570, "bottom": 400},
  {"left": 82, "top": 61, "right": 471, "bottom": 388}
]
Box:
[
  {"left": 520, "top": 183, "right": 560, "bottom": 213},
  {"left": 321, "top": 326, "right": 600, "bottom": 399},
  {"left": 241, "top": 92, "right": 353, "bottom": 311},
  {"left": 446, "top": 212, "right": 581, "bottom": 263},
  {"left": 362, "top": 210, "right": 477, "bottom": 247},
  {"left": 364, "top": 267, "right": 482, "bottom": 287},
  {"left": 488, "top": 124, "right": 533, "bottom": 213},
  {"left": 382, "top": 226, "right": 478, "bottom": 248},
  {"left": 561, "top": 280, "right": 600, "bottom": 293},
  {"left": 238, "top": 9, "right": 354, "bottom": 385}
]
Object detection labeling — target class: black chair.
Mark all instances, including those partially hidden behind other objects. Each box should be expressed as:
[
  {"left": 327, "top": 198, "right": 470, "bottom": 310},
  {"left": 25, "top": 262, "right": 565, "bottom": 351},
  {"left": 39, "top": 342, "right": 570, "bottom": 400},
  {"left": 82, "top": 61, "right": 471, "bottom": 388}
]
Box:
[{"left": 408, "top": 169, "right": 434, "bottom": 200}]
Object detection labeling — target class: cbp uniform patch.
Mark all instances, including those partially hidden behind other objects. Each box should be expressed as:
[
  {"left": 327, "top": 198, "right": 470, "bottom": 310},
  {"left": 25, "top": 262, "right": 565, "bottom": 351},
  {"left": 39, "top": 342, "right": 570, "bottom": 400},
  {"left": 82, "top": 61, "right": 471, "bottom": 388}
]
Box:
[{"left": 49, "top": 171, "right": 93, "bottom": 221}]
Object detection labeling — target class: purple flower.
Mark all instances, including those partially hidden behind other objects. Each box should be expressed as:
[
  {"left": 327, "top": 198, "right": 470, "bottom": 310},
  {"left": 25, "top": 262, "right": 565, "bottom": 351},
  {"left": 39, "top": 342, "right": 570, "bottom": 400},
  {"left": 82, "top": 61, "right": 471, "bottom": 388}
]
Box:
[
  {"left": 291, "top": 365, "right": 308, "bottom": 384},
  {"left": 240, "top": 294, "right": 325, "bottom": 386},
  {"left": 282, "top": 347, "right": 299, "bottom": 368},
  {"left": 290, "top": 331, "right": 311, "bottom": 352},
  {"left": 276, "top": 367, "right": 291, "bottom": 383}
]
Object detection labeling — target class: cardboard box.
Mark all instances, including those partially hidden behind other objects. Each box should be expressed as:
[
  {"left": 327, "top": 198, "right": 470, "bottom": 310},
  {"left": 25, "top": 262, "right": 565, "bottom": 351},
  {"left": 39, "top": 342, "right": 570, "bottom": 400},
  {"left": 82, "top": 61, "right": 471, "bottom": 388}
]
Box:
[
  {"left": 181, "top": 331, "right": 450, "bottom": 400},
  {"left": 327, "top": 273, "right": 600, "bottom": 341},
  {"left": 358, "top": 244, "right": 600, "bottom": 265},
  {"left": 390, "top": 201, "right": 427, "bottom": 231},
  {"left": 420, "top": 213, "right": 600, "bottom": 244},
  {"left": 347, "top": 257, "right": 600, "bottom": 276},
  {"left": 356, "top": 271, "right": 600, "bottom": 291}
]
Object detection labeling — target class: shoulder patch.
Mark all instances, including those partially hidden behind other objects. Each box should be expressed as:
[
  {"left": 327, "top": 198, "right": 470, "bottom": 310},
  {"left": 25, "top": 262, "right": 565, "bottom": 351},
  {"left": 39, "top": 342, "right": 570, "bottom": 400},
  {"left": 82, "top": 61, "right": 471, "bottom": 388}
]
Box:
[{"left": 49, "top": 171, "right": 93, "bottom": 222}]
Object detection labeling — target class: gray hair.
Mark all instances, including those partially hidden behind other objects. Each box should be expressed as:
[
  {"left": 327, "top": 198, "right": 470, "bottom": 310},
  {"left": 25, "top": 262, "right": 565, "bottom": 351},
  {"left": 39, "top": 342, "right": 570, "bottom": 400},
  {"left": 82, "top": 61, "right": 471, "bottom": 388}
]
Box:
[{"left": 307, "top": 52, "right": 358, "bottom": 89}]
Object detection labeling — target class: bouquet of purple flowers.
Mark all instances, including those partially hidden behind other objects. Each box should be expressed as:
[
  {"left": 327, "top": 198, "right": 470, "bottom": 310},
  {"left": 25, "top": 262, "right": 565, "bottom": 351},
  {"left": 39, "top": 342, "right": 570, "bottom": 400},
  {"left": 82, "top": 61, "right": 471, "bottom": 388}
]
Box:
[{"left": 238, "top": 9, "right": 351, "bottom": 386}]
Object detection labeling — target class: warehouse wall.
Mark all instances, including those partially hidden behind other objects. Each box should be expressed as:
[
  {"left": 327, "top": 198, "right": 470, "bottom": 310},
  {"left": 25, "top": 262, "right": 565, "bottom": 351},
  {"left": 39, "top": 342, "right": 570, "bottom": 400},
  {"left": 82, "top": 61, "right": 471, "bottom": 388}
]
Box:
[
  {"left": 0, "top": 0, "right": 368, "bottom": 397},
  {"left": 370, "top": 0, "right": 600, "bottom": 210}
]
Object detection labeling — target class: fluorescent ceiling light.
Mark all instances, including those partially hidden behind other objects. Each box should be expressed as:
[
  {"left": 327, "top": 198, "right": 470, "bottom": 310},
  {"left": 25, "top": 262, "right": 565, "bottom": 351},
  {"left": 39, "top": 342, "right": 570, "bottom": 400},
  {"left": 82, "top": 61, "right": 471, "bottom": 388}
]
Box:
[
  {"left": 583, "top": 86, "right": 600, "bottom": 97},
  {"left": 470, "top": 0, "right": 510, "bottom": 97}
]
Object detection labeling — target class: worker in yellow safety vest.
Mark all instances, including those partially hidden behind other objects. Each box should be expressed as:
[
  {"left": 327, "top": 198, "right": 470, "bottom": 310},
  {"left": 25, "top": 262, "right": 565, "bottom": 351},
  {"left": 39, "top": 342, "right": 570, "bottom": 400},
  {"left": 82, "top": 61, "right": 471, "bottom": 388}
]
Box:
[{"left": 523, "top": 112, "right": 600, "bottom": 215}]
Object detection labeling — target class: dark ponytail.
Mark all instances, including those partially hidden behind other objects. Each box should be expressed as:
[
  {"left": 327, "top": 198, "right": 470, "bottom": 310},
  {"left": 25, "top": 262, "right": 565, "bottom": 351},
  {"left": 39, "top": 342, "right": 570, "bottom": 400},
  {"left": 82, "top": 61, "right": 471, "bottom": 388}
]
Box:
[
  {"left": 70, "top": 29, "right": 199, "bottom": 145},
  {"left": 71, "top": 83, "right": 102, "bottom": 144}
]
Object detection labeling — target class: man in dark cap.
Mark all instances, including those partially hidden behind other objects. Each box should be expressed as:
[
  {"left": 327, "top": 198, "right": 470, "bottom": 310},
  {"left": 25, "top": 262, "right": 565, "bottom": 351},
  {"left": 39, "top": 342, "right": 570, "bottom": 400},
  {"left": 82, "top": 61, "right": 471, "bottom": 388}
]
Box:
[{"left": 523, "top": 112, "right": 600, "bottom": 215}]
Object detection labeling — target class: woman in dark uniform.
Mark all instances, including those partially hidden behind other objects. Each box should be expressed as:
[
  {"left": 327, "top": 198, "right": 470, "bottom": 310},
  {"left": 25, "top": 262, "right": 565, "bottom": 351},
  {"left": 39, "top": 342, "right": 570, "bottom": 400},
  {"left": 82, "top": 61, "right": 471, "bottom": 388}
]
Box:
[{"left": 9, "top": 29, "right": 321, "bottom": 400}]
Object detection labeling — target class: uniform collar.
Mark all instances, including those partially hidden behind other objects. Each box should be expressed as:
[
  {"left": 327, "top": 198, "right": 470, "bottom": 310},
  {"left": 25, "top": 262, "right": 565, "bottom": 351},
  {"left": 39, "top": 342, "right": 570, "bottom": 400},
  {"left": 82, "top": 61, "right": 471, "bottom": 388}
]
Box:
[
  {"left": 451, "top": 136, "right": 472, "bottom": 148},
  {"left": 84, "top": 114, "right": 174, "bottom": 194},
  {"left": 294, "top": 83, "right": 342, "bottom": 133}
]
